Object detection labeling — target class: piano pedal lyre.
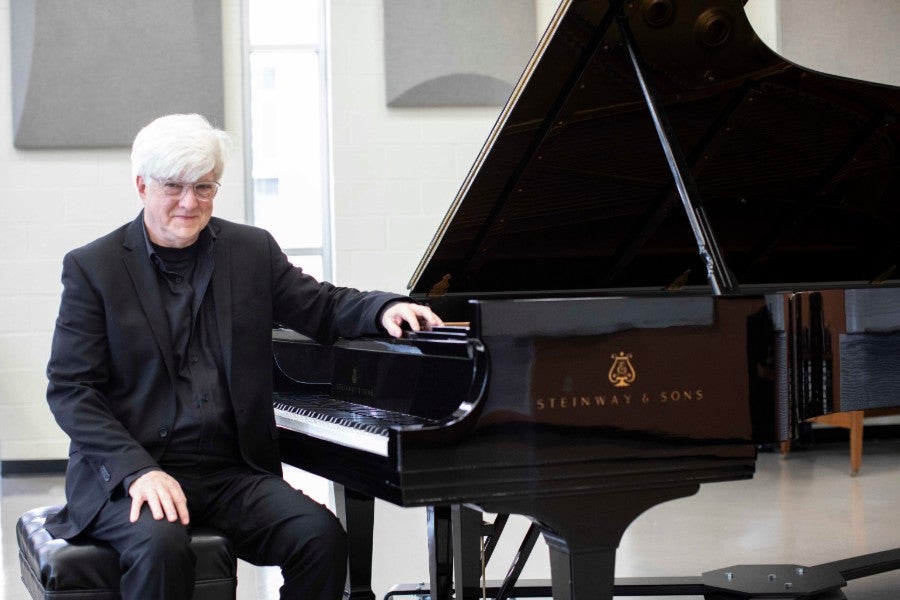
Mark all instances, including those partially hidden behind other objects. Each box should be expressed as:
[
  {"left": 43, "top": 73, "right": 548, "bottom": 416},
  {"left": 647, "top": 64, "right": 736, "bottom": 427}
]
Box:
[{"left": 386, "top": 508, "right": 546, "bottom": 600}]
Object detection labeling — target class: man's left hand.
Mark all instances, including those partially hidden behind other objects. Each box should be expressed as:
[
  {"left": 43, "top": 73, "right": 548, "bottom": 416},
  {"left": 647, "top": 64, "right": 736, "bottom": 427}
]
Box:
[{"left": 381, "top": 302, "right": 443, "bottom": 338}]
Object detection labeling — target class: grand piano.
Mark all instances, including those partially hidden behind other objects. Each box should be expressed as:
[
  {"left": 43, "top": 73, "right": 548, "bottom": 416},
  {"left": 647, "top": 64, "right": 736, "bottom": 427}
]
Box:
[{"left": 273, "top": 0, "right": 900, "bottom": 598}]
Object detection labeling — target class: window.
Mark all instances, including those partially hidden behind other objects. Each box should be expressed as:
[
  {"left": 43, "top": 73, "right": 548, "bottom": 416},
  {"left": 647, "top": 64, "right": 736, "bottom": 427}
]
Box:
[{"left": 243, "top": 0, "right": 331, "bottom": 281}]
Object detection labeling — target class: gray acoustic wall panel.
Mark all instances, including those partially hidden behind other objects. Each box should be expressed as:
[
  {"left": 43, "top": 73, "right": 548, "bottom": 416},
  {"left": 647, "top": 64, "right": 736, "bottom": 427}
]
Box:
[
  {"left": 11, "top": 0, "right": 224, "bottom": 149},
  {"left": 775, "top": 0, "right": 900, "bottom": 87},
  {"left": 384, "top": 0, "right": 536, "bottom": 107}
]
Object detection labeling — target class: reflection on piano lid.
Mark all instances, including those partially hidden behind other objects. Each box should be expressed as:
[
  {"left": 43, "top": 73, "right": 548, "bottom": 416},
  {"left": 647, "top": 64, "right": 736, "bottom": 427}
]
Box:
[{"left": 408, "top": 0, "right": 900, "bottom": 313}]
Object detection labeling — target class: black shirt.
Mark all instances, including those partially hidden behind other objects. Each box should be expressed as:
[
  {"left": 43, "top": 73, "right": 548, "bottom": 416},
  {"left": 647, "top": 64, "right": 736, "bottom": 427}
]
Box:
[{"left": 139, "top": 225, "right": 242, "bottom": 476}]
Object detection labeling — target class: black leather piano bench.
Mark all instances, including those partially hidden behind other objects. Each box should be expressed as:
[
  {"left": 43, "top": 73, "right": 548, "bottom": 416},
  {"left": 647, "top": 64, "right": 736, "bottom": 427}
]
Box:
[{"left": 16, "top": 505, "right": 238, "bottom": 600}]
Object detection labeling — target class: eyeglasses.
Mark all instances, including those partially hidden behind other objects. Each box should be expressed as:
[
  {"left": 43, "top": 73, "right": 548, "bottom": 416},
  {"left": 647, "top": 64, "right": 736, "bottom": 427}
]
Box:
[{"left": 155, "top": 179, "right": 221, "bottom": 201}]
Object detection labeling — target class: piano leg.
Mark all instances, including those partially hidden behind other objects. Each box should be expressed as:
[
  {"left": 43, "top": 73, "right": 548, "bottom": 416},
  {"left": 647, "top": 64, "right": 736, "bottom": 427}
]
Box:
[
  {"left": 427, "top": 505, "right": 487, "bottom": 600},
  {"left": 427, "top": 506, "right": 453, "bottom": 600},
  {"left": 452, "top": 505, "right": 485, "bottom": 600},
  {"left": 333, "top": 484, "right": 376, "bottom": 600},
  {"left": 483, "top": 485, "right": 700, "bottom": 600}
]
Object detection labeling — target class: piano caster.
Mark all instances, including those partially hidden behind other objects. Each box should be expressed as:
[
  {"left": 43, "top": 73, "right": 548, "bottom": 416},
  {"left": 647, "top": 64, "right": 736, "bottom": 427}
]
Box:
[{"left": 699, "top": 563, "right": 846, "bottom": 599}]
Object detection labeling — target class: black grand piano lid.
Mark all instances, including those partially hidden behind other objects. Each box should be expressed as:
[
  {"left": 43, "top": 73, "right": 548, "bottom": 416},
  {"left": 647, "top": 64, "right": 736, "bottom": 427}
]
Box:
[{"left": 407, "top": 0, "right": 900, "bottom": 298}]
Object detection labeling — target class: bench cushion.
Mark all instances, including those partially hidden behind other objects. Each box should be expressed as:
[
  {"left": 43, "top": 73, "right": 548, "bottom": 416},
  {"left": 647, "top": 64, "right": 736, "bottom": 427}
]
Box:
[{"left": 17, "top": 505, "right": 236, "bottom": 600}]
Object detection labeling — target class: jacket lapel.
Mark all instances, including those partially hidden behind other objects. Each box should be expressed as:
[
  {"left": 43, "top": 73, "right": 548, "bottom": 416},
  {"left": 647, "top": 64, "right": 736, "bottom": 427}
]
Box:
[
  {"left": 122, "top": 213, "right": 177, "bottom": 382},
  {"left": 210, "top": 220, "right": 234, "bottom": 388}
]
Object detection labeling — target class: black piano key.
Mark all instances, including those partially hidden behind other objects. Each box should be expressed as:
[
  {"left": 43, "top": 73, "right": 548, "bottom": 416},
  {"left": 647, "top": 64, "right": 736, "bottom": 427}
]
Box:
[{"left": 273, "top": 392, "right": 438, "bottom": 436}]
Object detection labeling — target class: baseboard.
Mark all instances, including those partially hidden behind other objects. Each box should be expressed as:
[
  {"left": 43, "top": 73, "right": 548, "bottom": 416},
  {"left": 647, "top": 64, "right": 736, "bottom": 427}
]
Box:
[{"left": 1, "top": 459, "right": 67, "bottom": 477}]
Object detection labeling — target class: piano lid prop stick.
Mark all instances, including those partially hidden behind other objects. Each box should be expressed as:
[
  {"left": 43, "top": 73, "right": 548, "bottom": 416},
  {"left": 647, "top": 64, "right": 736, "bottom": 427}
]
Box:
[{"left": 616, "top": 13, "right": 738, "bottom": 296}]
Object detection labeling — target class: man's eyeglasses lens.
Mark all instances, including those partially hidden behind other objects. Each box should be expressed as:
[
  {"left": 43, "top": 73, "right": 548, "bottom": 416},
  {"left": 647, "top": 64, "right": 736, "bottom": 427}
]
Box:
[{"left": 160, "top": 180, "right": 220, "bottom": 200}]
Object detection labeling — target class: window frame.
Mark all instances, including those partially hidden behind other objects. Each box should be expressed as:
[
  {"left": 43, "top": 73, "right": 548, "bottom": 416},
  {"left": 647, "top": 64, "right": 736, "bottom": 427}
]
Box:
[{"left": 240, "top": 0, "right": 333, "bottom": 281}]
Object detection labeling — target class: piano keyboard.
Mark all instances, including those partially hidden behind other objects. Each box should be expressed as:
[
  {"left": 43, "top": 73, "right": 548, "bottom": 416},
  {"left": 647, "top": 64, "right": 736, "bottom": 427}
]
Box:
[{"left": 273, "top": 392, "right": 438, "bottom": 457}]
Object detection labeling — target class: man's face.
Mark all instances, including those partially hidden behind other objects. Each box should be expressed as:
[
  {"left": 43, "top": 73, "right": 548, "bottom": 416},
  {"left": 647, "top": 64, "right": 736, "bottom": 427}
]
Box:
[{"left": 137, "top": 172, "right": 216, "bottom": 248}]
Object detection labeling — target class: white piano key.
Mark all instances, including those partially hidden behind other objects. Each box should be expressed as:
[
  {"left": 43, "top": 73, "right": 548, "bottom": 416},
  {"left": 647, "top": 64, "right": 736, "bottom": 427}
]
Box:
[{"left": 274, "top": 404, "right": 390, "bottom": 457}]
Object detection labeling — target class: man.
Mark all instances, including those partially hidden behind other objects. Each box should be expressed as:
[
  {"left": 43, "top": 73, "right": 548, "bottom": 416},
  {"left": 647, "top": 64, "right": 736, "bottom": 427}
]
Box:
[{"left": 45, "top": 113, "right": 442, "bottom": 599}]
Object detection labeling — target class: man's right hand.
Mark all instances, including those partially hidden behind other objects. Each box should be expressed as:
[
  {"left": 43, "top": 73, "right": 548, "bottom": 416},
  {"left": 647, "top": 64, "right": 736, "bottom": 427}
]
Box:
[{"left": 128, "top": 470, "right": 190, "bottom": 525}]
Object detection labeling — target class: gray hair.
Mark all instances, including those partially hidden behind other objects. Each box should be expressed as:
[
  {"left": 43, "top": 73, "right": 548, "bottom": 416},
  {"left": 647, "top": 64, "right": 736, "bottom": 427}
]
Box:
[{"left": 131, "top": 113, "right": 232, "bottom": 183}]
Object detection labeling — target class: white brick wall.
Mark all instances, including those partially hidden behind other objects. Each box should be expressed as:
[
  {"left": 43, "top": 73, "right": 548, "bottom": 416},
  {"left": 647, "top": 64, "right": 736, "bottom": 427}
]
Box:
[
  {"left": 329, "top": 0, "right": 504, "bottom": 293},
  {"left": 0, "top": 0, "right": 246, "bottom": 461}
]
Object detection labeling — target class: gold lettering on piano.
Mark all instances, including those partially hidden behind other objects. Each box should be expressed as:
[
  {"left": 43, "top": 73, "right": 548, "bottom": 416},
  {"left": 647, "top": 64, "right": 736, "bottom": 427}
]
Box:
[
  {"left": 659, "top": 389, "right": 704, "bottom": 402},
  {"left": 535, "top": 395, "right": 634, "bottom": 410},
  {"left": 535, "top": 389, "right": 704, "bottom": 411},
  {"left": 608, "top": 351, "right": 636, "bottom": 387}
]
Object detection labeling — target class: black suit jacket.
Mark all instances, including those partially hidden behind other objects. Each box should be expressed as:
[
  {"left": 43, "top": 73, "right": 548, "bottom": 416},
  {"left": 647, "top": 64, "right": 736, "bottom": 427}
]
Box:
[{"left": 45, "top": 214, "right": 404, "bottom": 539}]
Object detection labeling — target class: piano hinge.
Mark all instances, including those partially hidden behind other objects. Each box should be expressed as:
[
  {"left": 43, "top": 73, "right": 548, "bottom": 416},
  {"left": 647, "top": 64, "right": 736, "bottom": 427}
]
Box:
[
  {"left": 666, "top": 269, "right": 692, "bottom": 291},
  {"left": 870, "top": 265, "right": 896, "bottom": 285}
]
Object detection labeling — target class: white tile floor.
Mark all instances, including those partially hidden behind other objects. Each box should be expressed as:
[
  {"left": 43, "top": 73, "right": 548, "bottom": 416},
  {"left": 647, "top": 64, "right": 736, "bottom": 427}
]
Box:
[{"left": 3, "top": 438, "right": 900, "bottom": 599}]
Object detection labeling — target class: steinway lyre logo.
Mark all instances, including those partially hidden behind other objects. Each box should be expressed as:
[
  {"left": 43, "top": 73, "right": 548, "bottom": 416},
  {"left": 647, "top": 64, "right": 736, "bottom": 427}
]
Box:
[{"left": 608, "top": 352, "right": 636, "bottom": 387}]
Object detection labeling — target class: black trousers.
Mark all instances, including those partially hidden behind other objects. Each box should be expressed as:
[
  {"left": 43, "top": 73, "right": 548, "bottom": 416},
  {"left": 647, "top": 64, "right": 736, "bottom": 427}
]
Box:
[{"left": 85, "top": 463, "right": 348, "bottom": 599}]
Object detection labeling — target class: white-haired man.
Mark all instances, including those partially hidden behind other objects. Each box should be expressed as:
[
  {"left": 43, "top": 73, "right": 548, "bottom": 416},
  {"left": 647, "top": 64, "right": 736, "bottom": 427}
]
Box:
[{"left": 45, "top": 113, "right": 442, "bottom": 599}]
